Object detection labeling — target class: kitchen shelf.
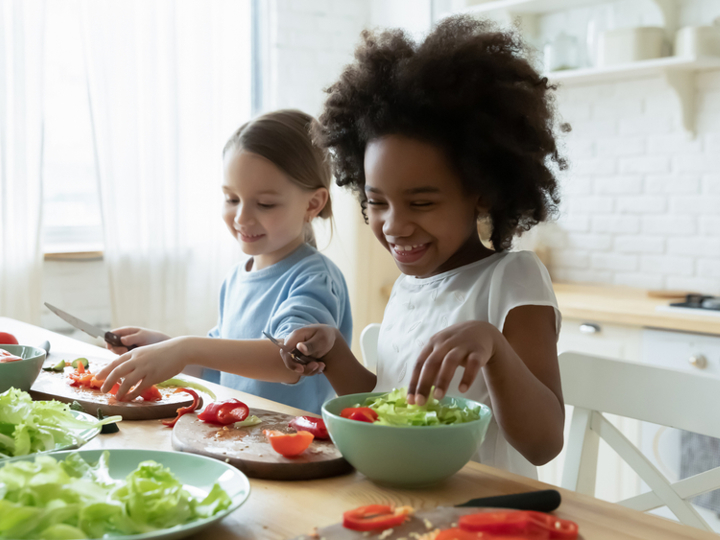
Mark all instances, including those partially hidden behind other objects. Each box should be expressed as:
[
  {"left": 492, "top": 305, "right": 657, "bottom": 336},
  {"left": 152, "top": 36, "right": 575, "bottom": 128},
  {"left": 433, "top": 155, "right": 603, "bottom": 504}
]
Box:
[
  {"left": 546, "top": 55, "right": 720, "bottom": 136},
  {"left": 545, "top": 55, "right": 720, "bottom": 84}
]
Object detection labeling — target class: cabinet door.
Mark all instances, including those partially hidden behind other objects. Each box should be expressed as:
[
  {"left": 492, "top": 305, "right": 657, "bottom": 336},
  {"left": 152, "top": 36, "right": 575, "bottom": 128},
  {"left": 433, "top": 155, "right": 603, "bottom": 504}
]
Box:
[{"left": 558, "top": 319, "right": 642, "bottom": 362}]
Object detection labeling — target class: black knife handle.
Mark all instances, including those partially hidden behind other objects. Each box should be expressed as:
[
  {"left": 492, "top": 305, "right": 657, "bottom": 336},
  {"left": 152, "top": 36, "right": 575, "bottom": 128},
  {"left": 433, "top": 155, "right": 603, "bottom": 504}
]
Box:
[
  {"left": 456, "top": 489, "right": 561, "bottom": 513},
  {"left": 104, "top": 332, "right": 137, "bottom": 351}
]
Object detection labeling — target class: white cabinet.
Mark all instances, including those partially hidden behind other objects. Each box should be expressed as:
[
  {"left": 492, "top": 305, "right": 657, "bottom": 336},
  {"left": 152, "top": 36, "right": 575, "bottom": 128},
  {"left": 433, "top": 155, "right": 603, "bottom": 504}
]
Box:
[{"left": 558, "top": 318, "right": 642, "bottom": 362}]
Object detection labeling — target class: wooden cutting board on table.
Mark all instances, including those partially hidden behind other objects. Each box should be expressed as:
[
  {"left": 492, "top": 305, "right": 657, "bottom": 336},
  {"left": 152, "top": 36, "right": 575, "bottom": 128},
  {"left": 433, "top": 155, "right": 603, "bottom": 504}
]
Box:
[
  {"left": 30, "top": 354, "right": 197, "bottom": 420},
  {"left": 172, "top": 409, "right": 353, "bottom": 480},
  {"left": 290, "top": 507, "right": 585, "bottom": 540}
]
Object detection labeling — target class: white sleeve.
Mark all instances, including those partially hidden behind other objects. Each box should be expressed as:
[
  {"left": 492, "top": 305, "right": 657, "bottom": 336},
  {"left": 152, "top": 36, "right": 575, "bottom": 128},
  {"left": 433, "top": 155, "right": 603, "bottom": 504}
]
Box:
[{"left": 487, "top": 251, "right": 561, "bottom": 336}]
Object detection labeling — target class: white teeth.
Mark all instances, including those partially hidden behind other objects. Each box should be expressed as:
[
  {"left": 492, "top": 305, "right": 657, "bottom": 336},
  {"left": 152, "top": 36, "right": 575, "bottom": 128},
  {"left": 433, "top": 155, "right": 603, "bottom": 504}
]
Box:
[{"left": 394, "top": 244, "right": 422, "bottom": 252}]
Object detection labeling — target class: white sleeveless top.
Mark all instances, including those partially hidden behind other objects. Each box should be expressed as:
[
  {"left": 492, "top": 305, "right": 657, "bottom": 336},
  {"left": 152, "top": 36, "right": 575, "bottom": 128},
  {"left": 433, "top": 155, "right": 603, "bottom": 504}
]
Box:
[{"left": 374, "top": 250, "right": 561, "bottom": 479}]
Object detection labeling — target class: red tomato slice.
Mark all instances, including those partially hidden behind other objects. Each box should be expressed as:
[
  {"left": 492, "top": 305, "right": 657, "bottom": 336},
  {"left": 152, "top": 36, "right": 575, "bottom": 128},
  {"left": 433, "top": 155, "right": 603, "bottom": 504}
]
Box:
[
  {"left": 140, "top": 385, "right": 162, "bottom": 402},
  {"left": 459, "top": 511, "right": 574, "bottom": 539},
  {"left": 288, "top": 416, "right": 329, "bottom": 439},
  {"left": 0, "top": 351, "right": 22, "bottom": 363},
  {"left": 263, "top": 429, "right": 314, "bottom": 457},
  {"left": 435, "top": 529, "right": 485, "bottom": 540}
]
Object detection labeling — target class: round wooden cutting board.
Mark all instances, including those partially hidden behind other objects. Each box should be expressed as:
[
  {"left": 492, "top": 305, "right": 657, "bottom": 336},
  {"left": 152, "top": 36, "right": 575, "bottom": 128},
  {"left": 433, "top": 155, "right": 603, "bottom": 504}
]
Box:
[
  {"left": 172, "top": 409, "right": 353, "bottom": 480},
  {"left": 30, "top": 355, "right": 197, "bottom": 420}
]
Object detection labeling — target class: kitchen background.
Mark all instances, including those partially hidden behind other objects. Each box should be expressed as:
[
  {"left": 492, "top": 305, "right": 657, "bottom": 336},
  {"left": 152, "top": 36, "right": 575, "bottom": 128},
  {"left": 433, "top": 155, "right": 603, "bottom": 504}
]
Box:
[{"left": 5, "top": 0, "right": 720, "bottom": 531}]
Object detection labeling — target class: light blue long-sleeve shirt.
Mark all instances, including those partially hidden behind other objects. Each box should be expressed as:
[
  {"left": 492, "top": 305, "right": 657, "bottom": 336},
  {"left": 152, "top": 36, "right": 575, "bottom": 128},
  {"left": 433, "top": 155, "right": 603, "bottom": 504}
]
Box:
[{"left": 206, "top": 244, "right": 352, "bottom": 414}]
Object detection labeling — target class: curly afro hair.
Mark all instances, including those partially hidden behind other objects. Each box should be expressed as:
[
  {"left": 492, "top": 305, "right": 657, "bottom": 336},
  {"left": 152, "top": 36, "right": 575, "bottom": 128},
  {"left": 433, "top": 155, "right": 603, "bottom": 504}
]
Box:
[{"left": 313, "top": 15, "right": 567, "bottom": 252}]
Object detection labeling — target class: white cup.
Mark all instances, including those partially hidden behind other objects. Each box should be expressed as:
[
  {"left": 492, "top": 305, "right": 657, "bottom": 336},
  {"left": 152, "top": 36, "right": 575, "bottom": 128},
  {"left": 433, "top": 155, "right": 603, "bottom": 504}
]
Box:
[
  {"left": 598, "top": 27, "right": 666, "bottom": 66},
  {"left": 675, "top": 26, "right": 720, "bottom": 57}
]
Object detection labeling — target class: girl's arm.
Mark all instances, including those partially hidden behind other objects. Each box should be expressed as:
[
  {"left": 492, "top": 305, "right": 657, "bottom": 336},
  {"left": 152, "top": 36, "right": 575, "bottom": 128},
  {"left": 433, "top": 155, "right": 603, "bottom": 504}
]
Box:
[
  {"left": 96, "top": 336, "right": 325, "bottom": 401},
  {"left": 407, "top": 305, "right": 564, "bottom": 466},
  {"left": 282, "top": 326, "right": 377, "bottom": 395}
]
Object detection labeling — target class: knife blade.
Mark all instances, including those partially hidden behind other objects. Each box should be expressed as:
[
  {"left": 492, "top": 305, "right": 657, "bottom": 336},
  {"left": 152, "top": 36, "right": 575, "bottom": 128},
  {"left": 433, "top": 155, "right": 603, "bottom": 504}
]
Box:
[
  {"left": 262, "top": 331, "right": 312, "bottom": 365},
  {"left": 44, "top": 302, "right": 136, "bottom": 351},
  {"left": 456, "top": 489, "right": 561, "bottom": 512}
]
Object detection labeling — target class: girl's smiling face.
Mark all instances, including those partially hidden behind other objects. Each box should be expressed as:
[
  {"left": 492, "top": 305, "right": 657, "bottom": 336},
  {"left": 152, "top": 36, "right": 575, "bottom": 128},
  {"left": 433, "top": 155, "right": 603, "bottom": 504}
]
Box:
[
  {"left": 222, "top": 149, "right": 327, "bottom": 270},
  {"left": 364, "top": 135, "right": 492, "bottom": 278}
]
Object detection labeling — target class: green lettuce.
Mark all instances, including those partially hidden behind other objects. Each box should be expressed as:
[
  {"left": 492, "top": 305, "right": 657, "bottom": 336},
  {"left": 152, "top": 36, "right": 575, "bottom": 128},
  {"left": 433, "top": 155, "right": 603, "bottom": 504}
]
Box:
[
  {"left": 0, "top": 389, "right": 122, "bottom": 459},
  {"left": 0, "top": 451, "right": 231, "bottom": 539},
  {"left": 361, "top": 387, "right": 482, "bottom": 426}
]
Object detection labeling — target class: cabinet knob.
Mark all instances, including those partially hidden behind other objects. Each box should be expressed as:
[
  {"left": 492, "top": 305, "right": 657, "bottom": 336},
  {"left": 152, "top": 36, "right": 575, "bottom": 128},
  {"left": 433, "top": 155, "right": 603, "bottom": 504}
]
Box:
[
  {"left": 689, "top": 355, "right": 708, "bottom": 369},
  {"left": 579, "top": 323, "right": 601, "bottom": 334}
]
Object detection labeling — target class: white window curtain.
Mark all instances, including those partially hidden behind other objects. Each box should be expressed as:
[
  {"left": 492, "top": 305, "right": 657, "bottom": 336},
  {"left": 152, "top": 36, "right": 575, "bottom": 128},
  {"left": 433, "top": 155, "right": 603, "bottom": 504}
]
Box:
[
  {"left": 0, "top": 0, "right": 45, "bottom": 323},
  {"left": 81, "top": 0, "right": 251, "bottom": 336}
]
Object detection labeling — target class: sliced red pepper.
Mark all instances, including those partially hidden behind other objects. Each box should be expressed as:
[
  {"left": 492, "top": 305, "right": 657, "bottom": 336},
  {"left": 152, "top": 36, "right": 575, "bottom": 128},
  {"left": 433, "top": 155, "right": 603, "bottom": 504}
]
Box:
[
  {"left": 197, "top": 398, "right": 249, "bottom": 425},
  {"left": 0, "top": 350, "right": 22, "bottom": 363},
  {"left": 342, "top": 504, "right": 413, "bottom": 532},
  {"left": 263, "top": 429, "right": 314, "bottom": 457},
  {"left": 162, "top": 388, "right": 201, "bottom": 427},
  {"left": 140, "top": 385, "right": 162, "bottom": 402},
  {"left": 340, "top": 407, "right": 378, "bottom": 423},
  {"left": 288, "top": 416, "right": 329, "bottom": 440},
  {"left": 459, "top": 511, "right": 577, "bottom": 540},
  {"left": 436, "top": 531, "right": 547, "bottom": 540}
]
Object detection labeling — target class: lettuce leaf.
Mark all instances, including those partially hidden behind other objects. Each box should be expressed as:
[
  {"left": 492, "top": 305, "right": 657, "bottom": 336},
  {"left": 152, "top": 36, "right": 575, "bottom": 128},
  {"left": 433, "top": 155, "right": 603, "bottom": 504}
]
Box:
[
  {"left": 0, "top": 451, "right": 231, "bottom": 539},
  {"left": 361, "top": 387, "right": 482, "bottom": 426},
  {"left": 0, "top": 389, "right": 122, "bottom": 458}
]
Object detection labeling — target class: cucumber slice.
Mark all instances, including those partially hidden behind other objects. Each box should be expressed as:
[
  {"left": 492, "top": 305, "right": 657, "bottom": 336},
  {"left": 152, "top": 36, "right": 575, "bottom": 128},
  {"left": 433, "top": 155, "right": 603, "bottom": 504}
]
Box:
[
  {"left": 43, "top": 359, "right": 67, "bottom": 372},
  {"left": 71, "top": 357, "right": 89, "bottom": 369}
]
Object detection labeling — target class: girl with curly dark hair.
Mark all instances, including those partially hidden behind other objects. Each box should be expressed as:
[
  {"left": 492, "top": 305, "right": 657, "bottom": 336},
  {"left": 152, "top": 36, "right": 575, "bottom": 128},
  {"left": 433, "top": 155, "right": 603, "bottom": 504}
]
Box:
[{"left": 281, "top": 16, "right": 566, "bottom": 475}]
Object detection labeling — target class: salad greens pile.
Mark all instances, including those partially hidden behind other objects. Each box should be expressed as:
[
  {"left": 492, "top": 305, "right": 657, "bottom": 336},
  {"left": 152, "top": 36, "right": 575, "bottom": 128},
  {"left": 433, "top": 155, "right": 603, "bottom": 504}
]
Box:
[
  {"left": 361, "top": 387, "right": 483, "bottom": 426},
  {"left": 0, "top": 388, "right": 121, "bottom": 459},
  {"left": 0, "top": 451, "right": 232, "bottom": 539}
]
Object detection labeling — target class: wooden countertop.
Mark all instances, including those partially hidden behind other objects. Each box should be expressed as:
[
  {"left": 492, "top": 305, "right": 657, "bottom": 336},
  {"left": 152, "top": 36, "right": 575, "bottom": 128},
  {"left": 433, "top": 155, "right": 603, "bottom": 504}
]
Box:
[
  {"left": 554, "top": 282, "right": 720, "bottom": 336},
  {"left": 2, "top": 317, "right": 717, "bottom": 539}
]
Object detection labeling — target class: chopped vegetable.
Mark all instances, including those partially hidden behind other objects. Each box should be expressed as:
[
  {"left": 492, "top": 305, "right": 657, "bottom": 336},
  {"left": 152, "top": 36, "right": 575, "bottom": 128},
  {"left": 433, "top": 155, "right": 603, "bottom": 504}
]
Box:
[
  {"left": 0, "top": 388, "right": 121, "bottom": 458},
  {"left": 97, "top": 409, "right": 120, "bottom": 434},
  {"left": 42, "top": 359, "right": 66, "bottom": 372},
  {"left": 360, "top": 387, "right": 482, "bottom": 427},
  {"left": 263, "top": 429, "right": 313, "bottom": 457},
  {"left": 0, "top": 332, "right": 18, "bottom": 345},
  {"left": 434, "top": 528, "right": 488, "bottom": 539},
  {"left": 156, "top": 377, "right": 217, "bottom": 400},
  {"left": 233, "top": 415, "right": 262, "bottom": 428},
  {"left": 288, "top": 416, "right": 329, "bottom": 439},
  {"left": 340, "top": 407, "right": 379, "bottom": 423},
  {"left": 197, "top": 398, "right": 249, "bottom": 425},
  {"left": 0, "top": 350, "right": 21, "bottom": 363},
  {"left": 139, "top": 385, "right": 162, "bottom": 402},
  {"left": 458, "top": 511, "right": 578, "bottom": 539},
  {"left": 0, "top": 451, "right": 232, "bottom": 539},
  {"left": 70, "top": 357, "right": 89, "bottom": 369},
  {"left": 162, "top": 388, "right": 201, "bottom": 428},
  {"left": 342, "top": 504, "right": 414, "bottom": 531}
]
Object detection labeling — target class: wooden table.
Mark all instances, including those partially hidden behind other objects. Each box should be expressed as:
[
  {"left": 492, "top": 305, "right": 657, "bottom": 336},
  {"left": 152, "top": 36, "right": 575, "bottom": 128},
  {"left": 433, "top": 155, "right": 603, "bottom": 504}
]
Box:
[{"left": 2, "top": 317, "right": 715, "bottom": 540}]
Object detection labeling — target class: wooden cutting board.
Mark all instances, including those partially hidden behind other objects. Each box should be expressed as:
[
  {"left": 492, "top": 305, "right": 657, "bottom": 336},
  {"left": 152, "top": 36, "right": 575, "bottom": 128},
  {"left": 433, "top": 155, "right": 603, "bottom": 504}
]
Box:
[
  {"left": 172, "top": 409, "right": 353, "bottom": 480},
  {"left": 290, "top": 507, "right": 584, "bottom": 539},
  {"left": 30, "top": 354, "right": 197, "bottom": 420}
]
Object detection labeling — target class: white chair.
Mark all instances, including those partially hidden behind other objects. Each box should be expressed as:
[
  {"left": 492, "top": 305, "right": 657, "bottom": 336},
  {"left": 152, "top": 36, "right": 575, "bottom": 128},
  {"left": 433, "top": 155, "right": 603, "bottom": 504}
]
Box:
[
  {"left": 560, "top": 351, "right": 720, "bottom": 531},
  {"left": 360, "top": 323, "right": 381, "bottom": 373}
]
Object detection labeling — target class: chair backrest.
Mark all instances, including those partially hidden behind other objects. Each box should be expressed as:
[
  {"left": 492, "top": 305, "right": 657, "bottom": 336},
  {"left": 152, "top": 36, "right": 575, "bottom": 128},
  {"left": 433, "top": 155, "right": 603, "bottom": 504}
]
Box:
[
  {"left": 360, "top": 323, "right": 381, "bottom": 373},
  {"left": 559, "top": 351, "right": 720, "bottom": 531}
]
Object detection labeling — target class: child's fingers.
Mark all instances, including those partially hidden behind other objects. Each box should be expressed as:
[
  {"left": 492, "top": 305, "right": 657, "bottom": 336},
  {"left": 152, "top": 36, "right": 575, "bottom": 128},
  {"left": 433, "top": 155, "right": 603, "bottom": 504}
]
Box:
[
  {"left": 122, "top": 378, "right": 153, "bottom": 402},
  {"left": 413, "top": 350, "right": 447, "bottom": 405},
  {"left": 458, "top": 352, "right": 484, "bottom": 393},
  {"left": 431, "top": 347, "right": 466, "bottom": 400},
  {"left": 283, "top": 327, "right": 316, "bottom": 351},
  {"left": 279, "top": 349, "right": 304, "bottom": 373},
  {"left": 111, "top": 326, "right": 141, "bottom": 336},
  {"left": 97, "top": 354, "right": 130, "bottom": 389},
  {"left": 407, "top": 342, "right": 435, "bottom": 403},
  {"left": 303, "top": 362, "right": 325, "bottom": 377},
  {"left": 115, "top": 368, "right": 142, "bottom": 401}
]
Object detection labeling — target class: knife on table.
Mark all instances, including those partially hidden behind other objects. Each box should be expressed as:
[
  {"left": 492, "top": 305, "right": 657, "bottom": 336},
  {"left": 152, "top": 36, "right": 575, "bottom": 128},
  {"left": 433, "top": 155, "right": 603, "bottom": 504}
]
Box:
[
  {"left": 456, "top": 489, "right": 561, "bottom": 512},
  {"left": 44, "top": 302, "right": 136, "bottom": 351}
]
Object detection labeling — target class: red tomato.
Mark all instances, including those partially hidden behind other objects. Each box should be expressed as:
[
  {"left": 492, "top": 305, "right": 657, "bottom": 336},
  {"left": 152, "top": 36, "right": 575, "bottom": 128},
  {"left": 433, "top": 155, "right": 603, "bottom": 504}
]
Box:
[
  {"left": 0, "top": 332, "right": 18, "bottom": 345},
  {"left": 459, "top": 511, "right": 576, "bottom": 540},
  {"left": 263, "top": 429, "right": 314, "bottom": 457},
  {"left": 140, "top": 385, "right": 162, "bottom": 402}
]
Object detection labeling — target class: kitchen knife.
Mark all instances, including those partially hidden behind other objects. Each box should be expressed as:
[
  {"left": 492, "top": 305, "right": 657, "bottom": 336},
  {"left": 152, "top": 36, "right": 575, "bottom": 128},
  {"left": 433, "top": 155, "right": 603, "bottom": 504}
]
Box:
[
  {"left": 262, "top": 331, "right": 313, "bottom": 365},
  {"left": 44, "top": 302, "right": 137, "bottom": 351},
  {"left": 456, "top": 489, "right": 561, "bottom": 512}
]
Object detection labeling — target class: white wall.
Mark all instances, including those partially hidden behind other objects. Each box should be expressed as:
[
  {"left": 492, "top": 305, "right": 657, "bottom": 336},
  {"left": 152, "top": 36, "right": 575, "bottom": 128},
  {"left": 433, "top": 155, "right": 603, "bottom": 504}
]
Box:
[{"left": 532, "top": 0, "right": 720, "bottom": 294}]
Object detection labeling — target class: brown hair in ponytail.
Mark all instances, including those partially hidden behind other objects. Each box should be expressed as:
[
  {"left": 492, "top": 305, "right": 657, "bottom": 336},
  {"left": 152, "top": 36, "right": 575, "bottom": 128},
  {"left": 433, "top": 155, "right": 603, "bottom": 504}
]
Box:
[{"left": 223, "top": 110, "right": 332, "bottom": 248}]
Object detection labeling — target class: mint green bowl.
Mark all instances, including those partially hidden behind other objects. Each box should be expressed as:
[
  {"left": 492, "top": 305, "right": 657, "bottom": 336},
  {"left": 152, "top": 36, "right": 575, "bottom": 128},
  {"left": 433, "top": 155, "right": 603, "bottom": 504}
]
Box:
[
  {"left": 322, "top": 392, "right": 492, "bottom": 487},
  {"left": 0, "top": 345, "right": 46, "bottom": 393}
]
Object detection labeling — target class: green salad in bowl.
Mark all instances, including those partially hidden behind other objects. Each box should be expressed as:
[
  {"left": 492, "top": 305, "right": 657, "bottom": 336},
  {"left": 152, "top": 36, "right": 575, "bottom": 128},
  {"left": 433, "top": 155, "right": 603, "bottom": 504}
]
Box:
[{"left": 322, "top": 387, "right": 492, "bottom": 487}]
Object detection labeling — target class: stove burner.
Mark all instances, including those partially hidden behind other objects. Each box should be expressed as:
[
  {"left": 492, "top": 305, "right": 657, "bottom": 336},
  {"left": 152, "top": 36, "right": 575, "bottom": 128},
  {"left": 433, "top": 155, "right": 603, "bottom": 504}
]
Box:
[{"left": 670, "top": 294, "right": 720, "bottom": 311}]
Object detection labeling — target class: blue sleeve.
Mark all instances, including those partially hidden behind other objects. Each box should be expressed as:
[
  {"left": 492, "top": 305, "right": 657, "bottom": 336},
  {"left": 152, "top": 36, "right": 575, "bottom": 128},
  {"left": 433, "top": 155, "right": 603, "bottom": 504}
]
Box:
[
  {"left": 207, "top": 279, "right": 228, "bottom": 338},
  {"left": 269, "top": 272, "right": 348, "bottom": 343}
]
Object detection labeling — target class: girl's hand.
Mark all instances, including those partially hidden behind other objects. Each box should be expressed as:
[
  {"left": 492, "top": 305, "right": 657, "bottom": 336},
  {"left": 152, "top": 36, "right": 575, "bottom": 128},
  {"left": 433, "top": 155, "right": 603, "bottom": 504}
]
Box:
[
  {"left": 280, "top": 325, "right": 338, "bottom": 376},
  {"left": 105, "top": 326, "right": 171, "bottom": 354},
  {"left": 96, "top": 337, "right": 190, "bottom": 401},
  {"left": 407, "top": 321, "right": 501, "bottom": 406}
]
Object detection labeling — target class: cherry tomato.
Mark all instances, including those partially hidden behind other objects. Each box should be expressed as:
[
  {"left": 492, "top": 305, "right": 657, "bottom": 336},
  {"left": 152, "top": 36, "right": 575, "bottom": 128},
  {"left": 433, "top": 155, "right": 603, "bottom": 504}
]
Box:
[
  {"left": 340, "top": 407, "right": 378, "bottom": 423},
  {"left": 0, "top": 332, "right": 19, "bottom": 345}
]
